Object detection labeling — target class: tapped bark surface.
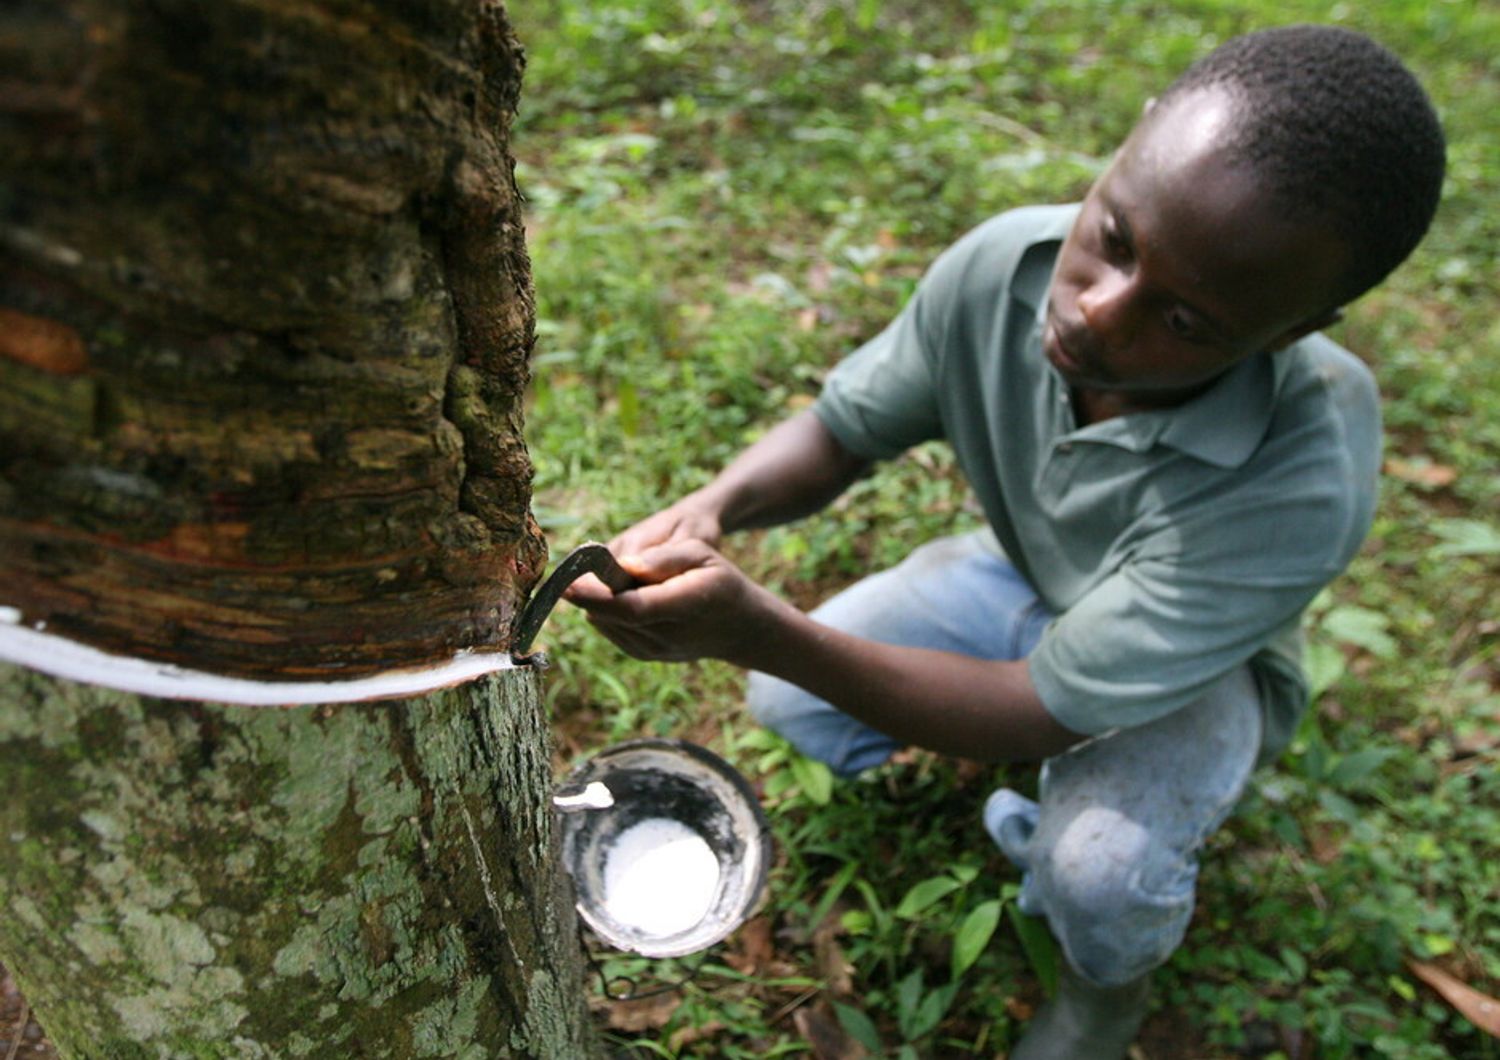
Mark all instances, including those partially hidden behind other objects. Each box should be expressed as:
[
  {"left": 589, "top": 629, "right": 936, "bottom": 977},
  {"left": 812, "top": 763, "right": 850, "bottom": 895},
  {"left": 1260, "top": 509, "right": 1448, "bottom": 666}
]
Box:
[{"left": 0, "top": 0, "right": 548, "bottom": 678}]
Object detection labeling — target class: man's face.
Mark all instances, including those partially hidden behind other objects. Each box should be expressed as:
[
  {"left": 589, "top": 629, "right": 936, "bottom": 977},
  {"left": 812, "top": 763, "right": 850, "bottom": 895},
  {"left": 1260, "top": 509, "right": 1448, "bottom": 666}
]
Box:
[{"left": 1044, "top": 88, "right": 1347, "bottom": 409}]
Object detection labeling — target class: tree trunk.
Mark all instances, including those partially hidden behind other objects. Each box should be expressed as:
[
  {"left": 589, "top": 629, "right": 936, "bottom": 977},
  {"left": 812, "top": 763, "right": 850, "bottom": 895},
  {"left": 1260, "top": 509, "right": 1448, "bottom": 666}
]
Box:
[
  {"left": 0, "top": 665, "right": 596, "bottom": 1058},
  {"left": 0, "top": 0, "right": 597, "bottom": 1054},
  {"left": 0, "top": 0, "right": 547, "bottom": 675}
]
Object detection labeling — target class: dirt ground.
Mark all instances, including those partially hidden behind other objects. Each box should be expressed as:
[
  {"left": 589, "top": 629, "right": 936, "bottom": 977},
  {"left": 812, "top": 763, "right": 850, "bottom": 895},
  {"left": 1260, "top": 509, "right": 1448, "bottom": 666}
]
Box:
[
  {"left": 0, "top": 956, "right": 1271, "bottom": 1058},
  {"left": 0, "top": 966, "right": 57, "bottom": 1060}
]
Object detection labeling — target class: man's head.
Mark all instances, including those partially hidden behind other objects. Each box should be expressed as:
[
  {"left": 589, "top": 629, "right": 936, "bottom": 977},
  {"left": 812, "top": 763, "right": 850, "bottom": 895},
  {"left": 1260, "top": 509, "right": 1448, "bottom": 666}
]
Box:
[
  {"left": 1043, "top": 26, "right": 1445, "bottom": 410},
  {"left": 1156, "top": 24, "right": 1446, "bottom": 307}
]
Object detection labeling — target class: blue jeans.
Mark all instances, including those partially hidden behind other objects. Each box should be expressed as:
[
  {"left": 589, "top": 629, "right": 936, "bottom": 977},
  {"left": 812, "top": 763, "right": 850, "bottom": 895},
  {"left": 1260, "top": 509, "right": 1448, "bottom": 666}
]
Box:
[{"left": 747, "top": 530, "right": 1263, "bottom": 987}]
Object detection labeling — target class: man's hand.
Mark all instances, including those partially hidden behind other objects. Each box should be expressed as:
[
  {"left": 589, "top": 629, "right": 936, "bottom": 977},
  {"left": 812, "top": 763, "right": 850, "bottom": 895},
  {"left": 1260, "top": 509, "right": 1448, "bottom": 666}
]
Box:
[
  {"left": 565, "top": 539, "right": 790, "bottom": 665},
  {"left": 609, "top": 496, "right": 723, "bottom": 556},
  {"left": 562, "top": 497, "right": 723, "bottom": 608}
]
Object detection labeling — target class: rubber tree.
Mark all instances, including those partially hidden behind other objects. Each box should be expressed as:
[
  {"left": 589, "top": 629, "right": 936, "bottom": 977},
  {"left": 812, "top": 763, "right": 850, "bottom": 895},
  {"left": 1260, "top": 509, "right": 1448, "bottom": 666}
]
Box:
[{"left": 0, "top": 0, "right": 598, "bottom": 1055}]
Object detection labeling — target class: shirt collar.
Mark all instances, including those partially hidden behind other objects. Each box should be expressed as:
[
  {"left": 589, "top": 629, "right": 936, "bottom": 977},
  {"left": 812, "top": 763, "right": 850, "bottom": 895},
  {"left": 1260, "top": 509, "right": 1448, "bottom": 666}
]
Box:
[
  {"left": 1155, "top": 352, "right": 1278, "bottom": 468},
  {"left": 1011, "top": 204, "right": 1080, "bottom": 312},
  {"left": 1063, "top": 354, "right": 1278, "bottom": 467}
]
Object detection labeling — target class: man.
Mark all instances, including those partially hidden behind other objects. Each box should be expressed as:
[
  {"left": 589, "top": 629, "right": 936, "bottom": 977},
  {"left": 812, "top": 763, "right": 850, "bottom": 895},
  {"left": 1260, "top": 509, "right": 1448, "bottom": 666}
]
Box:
[{"left": 567, "top": 25, "right": 1444, "bottom": 1058}]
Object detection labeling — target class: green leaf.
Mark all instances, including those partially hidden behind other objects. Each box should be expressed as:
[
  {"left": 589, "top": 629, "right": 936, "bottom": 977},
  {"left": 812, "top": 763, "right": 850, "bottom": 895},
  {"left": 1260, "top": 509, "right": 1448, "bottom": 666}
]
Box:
[
  {"left": 593, "top": 670, "right": 632, "bottom": 709},
  {"left": 840, "top": 909, "right": 873, "bottom": 935},
  {"left": 1320, "top": 605, "right": 1397, "bottom": 659},
  {"left": 1317, "top": 788, "right": 1361, "bottom": 825},
  {"left": 1299, "top": 736, "right": 1330, "bottom": 782},
  {"left": 1412, "top": 833, "right": 1443, "bottom": 862},
  {"left": 951, "top": 899, "right": 1002, "bottom": 978},
  {"left": 1242, "top": 947, "right": 1284, "bottom": 980},
  {"left": 896, "top": 875, "right": 963, "bottom": 920},
  {"left": 1421, "top": 934, "right": 1456, "bottom": 957},
  {"left": 788, "top": 755, "right": 834, "bottom": 805},
  {"left": 1281, "top": 947, "right": 1307, "bottom": 982},
  {"left": 763, "top": 769, "right": 795, "bottom": 799},
  {"left": 736, "top": 729, "right": 784, "bottom": 752},
  {"left": 1304, "top": 638, "right": 1347, "bottom": 701},
  {"left": 806, "top": 860, "right": 860, "bottom": 936},
  {"left": 832, "top": 1001, "right": 883, "bottom": 1052},
  {"left": 895, "top": 969, "right": 925, "bottom": 1039},
  {"left": 1428, "top": 518, "right": 1500, "bottom": 558},
  {"left": 1328, "top": 747, "right": 1399, "bottom": 787},
  {"left": 616, "top": 379, "right": 641, "bottom": 436},
  {"left": 1009, "top": 905, "right": 1060, "bottom": 997},
  {"left": 853, "top": 879, "right": 892, "bottom": 935},
  {"left": 910, "top": 982, "right": 958, "bottom": 1040}
]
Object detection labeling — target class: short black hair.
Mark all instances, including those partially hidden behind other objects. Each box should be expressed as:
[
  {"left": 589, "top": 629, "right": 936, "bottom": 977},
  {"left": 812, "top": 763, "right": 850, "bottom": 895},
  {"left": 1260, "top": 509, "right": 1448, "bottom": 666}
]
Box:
[{"left": 1159, "top": 24, "right": 1445, "bottom": 306}]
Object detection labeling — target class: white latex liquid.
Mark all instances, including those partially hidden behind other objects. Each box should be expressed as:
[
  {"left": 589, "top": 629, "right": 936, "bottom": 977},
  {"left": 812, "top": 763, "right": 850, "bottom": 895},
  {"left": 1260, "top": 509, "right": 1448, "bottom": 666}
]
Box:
[
  {"left": 602, "top": 818, "right": 720, "bottom": 937},
  {"left": 0, "top": 615, "right": 516, "bottom": 705}
]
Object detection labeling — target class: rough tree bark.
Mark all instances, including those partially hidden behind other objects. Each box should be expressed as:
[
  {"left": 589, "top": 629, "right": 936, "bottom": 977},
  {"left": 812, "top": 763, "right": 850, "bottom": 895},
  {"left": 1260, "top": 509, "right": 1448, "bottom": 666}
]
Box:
[
  {"left": 0, "top": 668, "right": 593, "bottom": 1058},
  {"left": 0, "top": 0, "right": 596, "bottom": 1055}
]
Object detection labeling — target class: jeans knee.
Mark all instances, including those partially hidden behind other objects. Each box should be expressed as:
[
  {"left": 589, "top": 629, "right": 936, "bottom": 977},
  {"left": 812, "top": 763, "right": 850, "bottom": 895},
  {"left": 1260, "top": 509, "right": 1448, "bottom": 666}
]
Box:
[{"left": 1033, "top": 818, "right": 1196, "bottom": 986}]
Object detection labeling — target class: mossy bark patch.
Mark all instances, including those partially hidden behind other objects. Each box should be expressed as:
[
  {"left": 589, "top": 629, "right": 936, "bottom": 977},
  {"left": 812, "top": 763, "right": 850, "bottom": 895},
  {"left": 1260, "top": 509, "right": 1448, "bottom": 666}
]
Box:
[{"left": 0, "top": 663, "right": 598, "bottom": 1058}]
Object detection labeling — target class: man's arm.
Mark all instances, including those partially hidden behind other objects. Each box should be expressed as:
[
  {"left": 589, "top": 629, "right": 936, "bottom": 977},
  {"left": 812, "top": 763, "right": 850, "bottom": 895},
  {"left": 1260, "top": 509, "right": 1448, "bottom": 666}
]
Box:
[
  {"left": 607, "top": 409, "right": 870, "bottom": 555},
  {"left": 570, "top": 539, "right": 1085, "bottom": 763}
]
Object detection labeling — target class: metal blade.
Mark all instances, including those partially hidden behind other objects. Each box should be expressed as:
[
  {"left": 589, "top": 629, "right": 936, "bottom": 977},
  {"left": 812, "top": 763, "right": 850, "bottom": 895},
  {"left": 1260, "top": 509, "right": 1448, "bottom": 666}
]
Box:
[{"left": 513, "top": 541, "right": 639, "bottom": 656}]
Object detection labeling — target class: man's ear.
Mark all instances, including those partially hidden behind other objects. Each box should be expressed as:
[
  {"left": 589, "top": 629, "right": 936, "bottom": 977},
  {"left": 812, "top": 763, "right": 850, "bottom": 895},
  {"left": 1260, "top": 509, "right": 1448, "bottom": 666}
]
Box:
[{"left": 1267, "top": 308, "right": 1343, "bottom": 353}]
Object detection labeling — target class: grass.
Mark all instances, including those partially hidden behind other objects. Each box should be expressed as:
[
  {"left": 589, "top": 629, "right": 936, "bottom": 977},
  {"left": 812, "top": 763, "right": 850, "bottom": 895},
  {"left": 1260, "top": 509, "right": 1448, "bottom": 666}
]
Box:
[{"left": 508, "top": 1, "right": 1500, "bottom": 1056}]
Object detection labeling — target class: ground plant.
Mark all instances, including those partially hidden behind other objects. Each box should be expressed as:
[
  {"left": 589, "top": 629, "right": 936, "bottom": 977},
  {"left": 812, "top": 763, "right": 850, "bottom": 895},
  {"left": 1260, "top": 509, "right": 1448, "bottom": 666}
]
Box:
[{"left": 513, "top": 1, "right": 1499, "bottom": 1057}]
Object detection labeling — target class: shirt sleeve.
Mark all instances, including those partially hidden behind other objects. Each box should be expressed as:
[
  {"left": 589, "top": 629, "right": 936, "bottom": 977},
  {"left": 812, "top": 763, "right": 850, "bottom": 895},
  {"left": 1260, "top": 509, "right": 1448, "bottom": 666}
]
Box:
[
  {"left": 811, "top": 216, "right": 1007, "bottom": 459},
  {"left": 812, "top": 291, "right": 946, "bottom": 460},
  {"left": 1028, "top": 556, "right": 1311, "bottom": 736}
]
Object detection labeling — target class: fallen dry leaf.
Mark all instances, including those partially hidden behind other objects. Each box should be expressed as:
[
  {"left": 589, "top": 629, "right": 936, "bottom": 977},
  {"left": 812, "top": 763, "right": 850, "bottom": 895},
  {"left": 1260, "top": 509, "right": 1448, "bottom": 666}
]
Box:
[
  {"left": 1305, "top": 820, "right": 1345, "bottom": 866},
  {"left": 596, "top": 992, "right": 680, "bottom": 1033},
  {"left": 723, "top": 915, "right": 776, "bottom": 977},
  {"left": 1005, "top": 994, "right": 1035, "bottom": 1022},
  {"left": 813, "top": 915, "right": 855, "bottom": 997},
  {"left": 1407, "top": 959, "right": 1500, "bottom": 1037},
  {"left": 1385, "top": 457, "right": 1458, "bottom": 488},
  {"left": 794, "top": 1002, "right": 868, "bottom": 1060},
  {"left": 669, "top": 1018, "right": 726, "bottom": 1051},
  {"left": 0, "top": 307, "right": 89, "bottom": 375}
]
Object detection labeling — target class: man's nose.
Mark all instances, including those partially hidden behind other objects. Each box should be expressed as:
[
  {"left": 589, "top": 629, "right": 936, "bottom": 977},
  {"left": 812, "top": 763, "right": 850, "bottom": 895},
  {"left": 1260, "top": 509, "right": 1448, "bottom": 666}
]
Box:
[{"left": 1076, "top": 272, "right": 1140, "bottom": 345}]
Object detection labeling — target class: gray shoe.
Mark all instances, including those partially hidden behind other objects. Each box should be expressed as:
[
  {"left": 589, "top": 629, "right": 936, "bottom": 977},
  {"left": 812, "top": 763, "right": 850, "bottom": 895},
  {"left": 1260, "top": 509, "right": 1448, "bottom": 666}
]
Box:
[{"left": 1010, "top": 963, "right": 1150, "bottom": 1060}]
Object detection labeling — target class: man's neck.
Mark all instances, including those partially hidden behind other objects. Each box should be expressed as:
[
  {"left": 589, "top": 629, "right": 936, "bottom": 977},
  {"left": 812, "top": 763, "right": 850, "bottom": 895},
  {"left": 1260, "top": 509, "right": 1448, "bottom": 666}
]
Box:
[{"left": 1072, "top": 377, "right": 1222, "bottom": 426}]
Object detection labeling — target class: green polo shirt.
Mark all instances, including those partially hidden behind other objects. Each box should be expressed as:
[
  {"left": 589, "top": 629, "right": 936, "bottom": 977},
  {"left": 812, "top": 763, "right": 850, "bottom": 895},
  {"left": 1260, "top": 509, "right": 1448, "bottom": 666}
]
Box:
[{"left": 813, "top": 204, "right": 1382, "bottom": 757}]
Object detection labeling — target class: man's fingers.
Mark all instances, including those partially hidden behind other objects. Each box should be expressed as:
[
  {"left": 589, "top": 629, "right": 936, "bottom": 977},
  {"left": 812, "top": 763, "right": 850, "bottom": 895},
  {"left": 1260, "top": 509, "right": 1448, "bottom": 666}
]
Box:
[
  {"left": 586, "top": 614, "right": 683, "bottom": 661},
  {"left": 609, "top": 511, "right": 682, "bottom": 558},
  {"left": 608, "top": 527, "right": 654, "bottom": 559},
  {"left": 562, "top": 571, "right": 612, "bottom": 604},
  {"left": 563, "top": 542, "right": 705, "bottom": 607},
  {"left": 617, "top": 538, "right": 718, "bottom": 583}
]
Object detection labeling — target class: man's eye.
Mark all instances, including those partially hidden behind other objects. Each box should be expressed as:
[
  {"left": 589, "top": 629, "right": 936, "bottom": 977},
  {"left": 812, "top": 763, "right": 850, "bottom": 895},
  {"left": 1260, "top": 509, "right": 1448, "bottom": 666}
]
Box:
[
  {"left": 1101, "top": 224, "right": 1130, "bottom": 258},
  {"left": 1164, "top": 309, "right": 1200, "bottom": 338}
]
